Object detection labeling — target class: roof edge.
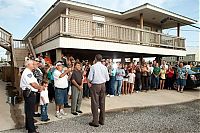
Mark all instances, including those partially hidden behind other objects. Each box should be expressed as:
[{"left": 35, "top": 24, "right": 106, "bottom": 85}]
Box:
[{"left": 23, "top": 0, "right": 198, "bottom": 40}]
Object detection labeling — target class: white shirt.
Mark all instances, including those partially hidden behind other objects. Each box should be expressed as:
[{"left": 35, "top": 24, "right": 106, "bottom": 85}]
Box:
[
  {"left": 128, "top": 73, "right": 136, "bottom": 83},
  {"left": 20, "top": 68, "right": 38, "bottom": 92},
  {"left": 40, "top": 88, "right": 49, "bottom": 105},
  {"left": 53, "top": 69, "right": 68, "bottom": 88},
  {"left": 148, "top": 66, "right": 154, "bottom": 74},
  {"left": 88, "top": 62, "right": 110, "bottom": 84}
]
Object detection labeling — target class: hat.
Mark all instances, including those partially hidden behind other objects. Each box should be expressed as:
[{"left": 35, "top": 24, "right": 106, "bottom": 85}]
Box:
[
  {"left": 56, "top": 62, "right": 63, "bottom": 66},
  {"left": 35, "top": 58, "right": 40, "bottom": 62}
]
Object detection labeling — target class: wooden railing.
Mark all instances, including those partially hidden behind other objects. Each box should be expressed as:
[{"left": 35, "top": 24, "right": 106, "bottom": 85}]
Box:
[
  {"left": 13, "top": 39, "right": 29, "bottom": 49},
  {"left": 32, "top": 15, "right": 185, "bottom": 50}
]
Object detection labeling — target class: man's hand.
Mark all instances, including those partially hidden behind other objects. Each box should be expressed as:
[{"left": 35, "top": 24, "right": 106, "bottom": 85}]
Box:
[{"left": 78, "top": 85, "right": 83, "bottom": 91}]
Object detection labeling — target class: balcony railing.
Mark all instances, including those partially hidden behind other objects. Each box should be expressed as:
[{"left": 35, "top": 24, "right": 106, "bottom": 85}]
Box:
[
  {"left": 32, "top": 15, "right": 185, "bottom": 50},
  {"left": 0, "top": 27, "right": 12, "bottom": 51},
  {"left": 13, "top": 39, "right": 29, "bottom": 49}
]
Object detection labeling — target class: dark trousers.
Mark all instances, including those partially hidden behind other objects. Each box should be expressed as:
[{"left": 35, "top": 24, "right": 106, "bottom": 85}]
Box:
[
  {"left": 167, "top": 78, "right": 173, "bottom": 88},
  {"left": 48, "top": 81, "right": 55, "bottom": 102},
  {"left": 64, "top": 81, "right": 70, "bottom": 105},
  {"left": 90, "top": 83, "right": 106, "bottom": 125},
  {"left": 108, "top": 76, "right": 115, "bottom": 95},
  {"left": 23, "top": 91, "right": 36, "bottom": 133},
  {"left": 135, "top": 78, "right": 142, "bottom": 91},
  {"left": 142, "top": 76, "right": 149, "bottom": 90},
  {"left": 83, "top": 83, "right": 90, "bottom": 97}
]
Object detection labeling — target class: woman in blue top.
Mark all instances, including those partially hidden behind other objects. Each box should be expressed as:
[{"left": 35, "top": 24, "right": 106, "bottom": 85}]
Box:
[
  {"left": 115, "top": 63, "right": 125, "bottom": 96},
  {"left": 177, "top": 62, "right": 188, "bottom": 93}
]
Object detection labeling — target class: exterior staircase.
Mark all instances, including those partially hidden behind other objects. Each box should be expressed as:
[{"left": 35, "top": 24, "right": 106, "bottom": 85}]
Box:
[{"left": 0, "top": 27, "right": 36, "bottom": 89}]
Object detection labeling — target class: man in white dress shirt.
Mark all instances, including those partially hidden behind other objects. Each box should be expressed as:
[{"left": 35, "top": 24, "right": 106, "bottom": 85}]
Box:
[{"left": 88, "top": 54, "right": 110, "bottom": 127}]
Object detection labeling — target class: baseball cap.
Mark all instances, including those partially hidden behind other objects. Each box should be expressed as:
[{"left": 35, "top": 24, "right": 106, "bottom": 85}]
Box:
[
  {"left": 35, "top": 58, "right": 40, "bottom": 62},
  {"left": 56, "top": 61, "right": 63, "bottom": 66}
]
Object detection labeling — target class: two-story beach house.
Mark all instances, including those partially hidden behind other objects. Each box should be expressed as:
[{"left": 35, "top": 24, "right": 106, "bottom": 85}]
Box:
[{"left": 23, "top": 0, "right": 197, "bottom": 63}]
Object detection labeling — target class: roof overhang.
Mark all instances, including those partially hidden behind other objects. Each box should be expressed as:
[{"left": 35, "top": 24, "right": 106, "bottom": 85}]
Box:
[
  {"left": 122, "top": 4, "right": 197, "bottom": 29},
  {"left": 24, "top": 0, "right": 197, "bottom": 40}
]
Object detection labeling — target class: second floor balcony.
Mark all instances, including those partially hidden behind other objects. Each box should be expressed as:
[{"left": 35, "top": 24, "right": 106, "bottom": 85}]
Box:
[{"left": 32, "top": 15, "right": 185, "bottom": 50}]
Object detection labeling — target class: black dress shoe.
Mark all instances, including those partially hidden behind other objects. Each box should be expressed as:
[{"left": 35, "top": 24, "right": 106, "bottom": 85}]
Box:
[
  {"left": 76, "top": 110, "right": 83, "bottom": 113},
  {"left": 41, "top": 118, "right": 50, "bottom": 122},
  {"left": 71, "top": 112, "right": 78, "bottom": 115},
  {"left": 64, "top": 104, "right": 71, "bottom": 108},
  {"left": 89, "top": 122, "right": 99, "bottom": 127},
  {"left": 99, "top": 122, "right": 104, "bottom": 125},
  {"left": 34, "top": 113, "right": 41, "bottom": 117}
]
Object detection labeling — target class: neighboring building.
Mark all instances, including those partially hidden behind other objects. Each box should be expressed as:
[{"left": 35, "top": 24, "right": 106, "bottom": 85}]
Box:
[
  {"left": 23, "top": 0, "right": 197, "bottom": 63},
  {"left": 162, "top": 51, "right": 200, "bottom": 65}
]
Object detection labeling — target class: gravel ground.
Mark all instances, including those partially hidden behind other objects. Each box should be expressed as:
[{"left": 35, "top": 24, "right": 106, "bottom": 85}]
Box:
[{"left": 4, "top": 100, "right": 200, "bottom": 133}]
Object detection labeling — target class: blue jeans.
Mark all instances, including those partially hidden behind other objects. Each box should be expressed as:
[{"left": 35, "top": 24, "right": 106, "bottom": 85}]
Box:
[
  {"left": 41, "top": 104, "right": 48, "bottom": 121},
  {"left": 115, "top": 80, "right": 123, "bottom": 95},
  {"left": 153, "top": 76, "right": 160, "bottom": 89},
  {"left": 109, "top": 76, "right": 115, "bottom": 95}
]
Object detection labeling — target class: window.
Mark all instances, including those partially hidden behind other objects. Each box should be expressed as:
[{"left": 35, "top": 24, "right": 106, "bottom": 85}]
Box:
[
  {"left": 92, "top": 14, "right": 105, "bottom": 22},
  {"left": 97, "top": 23, "right": 104, "bottom": 28}
]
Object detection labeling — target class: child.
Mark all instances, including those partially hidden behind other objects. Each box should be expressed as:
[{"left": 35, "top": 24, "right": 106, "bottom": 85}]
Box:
[
  {"left": 40, "top": 79, "right": 50, "bottom": 122},
  {"left": 128, "top": 69, "right": 136, "bottom": 94}
]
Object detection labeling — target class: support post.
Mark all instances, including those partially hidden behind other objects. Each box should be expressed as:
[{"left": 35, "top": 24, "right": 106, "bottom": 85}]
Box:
[
  {"left": 121, "top": 56, "right": 125, "bottom": 64},
  {"left": 140, "top": 13, "right": 144, "bottom": 44},
  {"left": 56, "top": 48, "right": 62, "bottom": 62},
  {"left": 177, "top": 23, "right": 180, "bottom": 37}
]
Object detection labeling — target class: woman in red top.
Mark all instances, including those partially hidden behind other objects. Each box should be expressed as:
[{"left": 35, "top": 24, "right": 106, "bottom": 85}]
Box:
[{"left": 166, "top": 65, "right": 174, "bottom": 90}]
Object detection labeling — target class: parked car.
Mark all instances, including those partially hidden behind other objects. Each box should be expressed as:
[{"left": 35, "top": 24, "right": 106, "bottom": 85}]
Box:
[
  {"left": 173, "top": 67, "right": 200, "bottom": 89},
  {"left": 191, "top": 67, "right": 200, "bottom": 73}
]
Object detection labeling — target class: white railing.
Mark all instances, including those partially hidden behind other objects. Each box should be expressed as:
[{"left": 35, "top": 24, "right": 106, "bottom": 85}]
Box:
[{"left": 13, "top": 39, "right": 29, "bottom": 49}]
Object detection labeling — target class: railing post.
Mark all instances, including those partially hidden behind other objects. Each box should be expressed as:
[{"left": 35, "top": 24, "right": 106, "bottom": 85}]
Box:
[{"left": 65, "top": 16, "right": 68, "bottom": 33}]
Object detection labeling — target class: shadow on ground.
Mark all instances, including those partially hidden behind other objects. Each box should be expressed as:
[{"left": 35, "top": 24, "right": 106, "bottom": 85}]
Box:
[{"left": 6, "top": 83, "right": 24, "bottom": 129}]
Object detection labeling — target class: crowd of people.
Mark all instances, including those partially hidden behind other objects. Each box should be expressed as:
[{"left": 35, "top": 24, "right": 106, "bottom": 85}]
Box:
[{"left": 21, "top": 53, "right": 189, "bottom": 132}]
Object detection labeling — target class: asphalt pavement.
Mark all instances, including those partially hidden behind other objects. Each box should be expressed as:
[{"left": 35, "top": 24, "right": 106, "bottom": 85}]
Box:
[{"left": 4, "top": 99, "right": 200, "bottom": 133}]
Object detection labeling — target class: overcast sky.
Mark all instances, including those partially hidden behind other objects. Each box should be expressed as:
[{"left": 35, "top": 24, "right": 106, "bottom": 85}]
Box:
[{"left": 0, "top": 0, "right": 199, "bottom": 59}]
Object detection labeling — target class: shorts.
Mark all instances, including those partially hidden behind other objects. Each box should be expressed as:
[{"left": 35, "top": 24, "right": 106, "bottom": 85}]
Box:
[
  {"left": 177, "top": 79, "right": 186, "bottom": 86},
  {"left": 123, "top": 78, "right": 128, "bottom": 82},
  {"left": 160, "top": 78, "right": 166, "bottom": 80},
  {"left": 35, "top": 92, "right": 40, "bottom": 104},
  {"left": 55, "top": 88, "right": 67, "bottom": 105}
]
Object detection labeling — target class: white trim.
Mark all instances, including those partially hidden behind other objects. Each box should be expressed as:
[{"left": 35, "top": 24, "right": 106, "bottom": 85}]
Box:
[
  {"left": 35, "top": 37, "right": 186, "bottom": 56},
  {"left": 35, "top": 38, "right": 60, "bottom": 54},
  {"left": 60, "top": 0, "right": 121, "bottom": 15}
]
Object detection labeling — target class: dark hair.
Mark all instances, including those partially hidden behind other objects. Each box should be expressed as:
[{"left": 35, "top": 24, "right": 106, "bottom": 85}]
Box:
[
  {"left": 41, "top": 79, "right": 48, "bottom": 85},
  {"left": 95, "top": 54, "right": 102, "bottom": 62},
  {"left": 74, "top": 61, "right": 81, "bottom": 66}
]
